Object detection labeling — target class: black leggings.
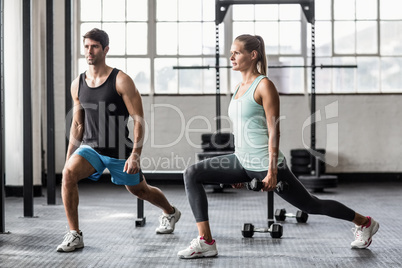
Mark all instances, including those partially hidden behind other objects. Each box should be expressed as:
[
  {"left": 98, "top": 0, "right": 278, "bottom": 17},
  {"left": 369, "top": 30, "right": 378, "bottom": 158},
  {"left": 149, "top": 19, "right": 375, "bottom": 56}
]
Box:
[{"left": 183, "top": 154, "right": 355, "bottom": 222}]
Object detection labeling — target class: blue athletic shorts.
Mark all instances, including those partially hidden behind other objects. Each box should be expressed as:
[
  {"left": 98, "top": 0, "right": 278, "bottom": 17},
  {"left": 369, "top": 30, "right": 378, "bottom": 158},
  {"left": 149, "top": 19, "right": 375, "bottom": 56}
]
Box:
[{"left": 73, "top": 145, "right": 142, "bottom": 186}]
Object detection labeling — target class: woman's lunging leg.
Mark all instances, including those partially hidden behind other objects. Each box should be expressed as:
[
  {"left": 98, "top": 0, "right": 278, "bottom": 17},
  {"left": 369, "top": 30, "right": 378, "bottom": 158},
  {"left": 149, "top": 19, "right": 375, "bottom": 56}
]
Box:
[
  {"left": 276, "top": 161, "right": 356, "bottom": 221},
  {"left": 183, "top": 154, "right": 249, "bottom": 223}
]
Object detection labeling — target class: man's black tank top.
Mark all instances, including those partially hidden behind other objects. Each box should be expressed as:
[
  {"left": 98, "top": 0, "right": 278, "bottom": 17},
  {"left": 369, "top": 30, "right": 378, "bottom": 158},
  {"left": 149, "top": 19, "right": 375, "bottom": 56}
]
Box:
[{"left": 78, "top": 68, "right": 133, "bottom": 159}]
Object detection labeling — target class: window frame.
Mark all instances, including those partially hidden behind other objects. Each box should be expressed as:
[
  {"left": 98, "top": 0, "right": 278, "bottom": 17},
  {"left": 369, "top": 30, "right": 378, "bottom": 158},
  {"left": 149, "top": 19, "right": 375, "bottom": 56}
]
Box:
[{"left": 76, "top": 0, "right": 402, "bottom": 95}]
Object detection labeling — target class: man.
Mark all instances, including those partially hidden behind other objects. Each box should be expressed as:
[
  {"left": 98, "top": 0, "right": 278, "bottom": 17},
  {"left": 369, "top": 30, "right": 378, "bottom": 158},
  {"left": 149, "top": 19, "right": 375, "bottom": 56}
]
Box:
[{"left": 57, "top": 28, "right": 180, "bottom": 252}]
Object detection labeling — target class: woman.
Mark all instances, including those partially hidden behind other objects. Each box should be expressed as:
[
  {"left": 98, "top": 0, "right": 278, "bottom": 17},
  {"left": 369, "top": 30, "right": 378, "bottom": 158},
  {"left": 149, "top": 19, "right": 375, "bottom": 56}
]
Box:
[{"left": 177, "top": 34, "right": 379, "bottom": 259}]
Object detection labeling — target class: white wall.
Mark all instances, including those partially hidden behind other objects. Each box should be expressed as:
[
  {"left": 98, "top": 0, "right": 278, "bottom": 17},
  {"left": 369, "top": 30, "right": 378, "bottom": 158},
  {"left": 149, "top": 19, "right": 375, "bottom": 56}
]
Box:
[
  {"left": 4, "top": 1, "right": 401, "bottom": 188},
  {"left": 2, "top": 0, "right": 46, "bottom": 187},
  {"left": 53, "top": 0, "right": 66, "bottom": 174},
  {"left": 4, "top": 0, "right": 53, "bottom": 187},
  {"left": 137, "top": 94, "right": 402, "bottom": 173},
  {"left": 279, "top": 95, "right": 402, "bottom": 173},
  {"left": 4, "top": 0, "right": 24, "bottom": 186}
]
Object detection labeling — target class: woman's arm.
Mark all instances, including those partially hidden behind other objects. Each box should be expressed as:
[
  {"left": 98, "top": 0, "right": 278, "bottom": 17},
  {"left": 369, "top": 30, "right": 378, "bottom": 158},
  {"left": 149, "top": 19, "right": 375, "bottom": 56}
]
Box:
[{"left": 255, "top": 78, "right": 281, "bottom": 191}]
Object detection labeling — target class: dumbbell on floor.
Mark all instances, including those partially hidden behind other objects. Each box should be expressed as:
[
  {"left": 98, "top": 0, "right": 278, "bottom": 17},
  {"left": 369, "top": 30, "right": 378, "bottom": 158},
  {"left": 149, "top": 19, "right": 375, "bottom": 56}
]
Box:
[
  {"left": 246, "top": 178, "right": 289, "bottom": 193},
  {"left": 275, "top": 208, "right": 308, "bottom": 223},
  {"left": 241, "top": 223, "right": 283, "bottom": 238}
]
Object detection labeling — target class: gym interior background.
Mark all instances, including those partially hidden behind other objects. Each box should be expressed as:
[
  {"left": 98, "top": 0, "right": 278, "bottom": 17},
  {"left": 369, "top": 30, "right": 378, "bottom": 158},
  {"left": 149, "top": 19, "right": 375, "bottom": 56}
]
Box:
[{"left": 1, "top": 0, "right": 402, "bottom": 267}]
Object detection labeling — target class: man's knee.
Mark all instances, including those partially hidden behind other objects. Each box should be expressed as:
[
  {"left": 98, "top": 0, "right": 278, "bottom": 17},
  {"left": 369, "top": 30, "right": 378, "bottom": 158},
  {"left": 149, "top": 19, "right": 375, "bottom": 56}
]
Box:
[
  {"left": 62, "top": 167, "right": 73, "bottom": 183},
  {"left": 62, "top": 154, "right": 96, "bottom": 186},
  {"left": 62, "top": 167, "right": 81, "bottom": 187}
]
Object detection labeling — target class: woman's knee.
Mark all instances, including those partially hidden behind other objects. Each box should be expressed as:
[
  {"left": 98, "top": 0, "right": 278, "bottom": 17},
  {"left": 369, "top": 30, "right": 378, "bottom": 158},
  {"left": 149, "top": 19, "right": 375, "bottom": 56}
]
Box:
[{"left": 183, "top": 164, "right": 199, "bottom": 185}]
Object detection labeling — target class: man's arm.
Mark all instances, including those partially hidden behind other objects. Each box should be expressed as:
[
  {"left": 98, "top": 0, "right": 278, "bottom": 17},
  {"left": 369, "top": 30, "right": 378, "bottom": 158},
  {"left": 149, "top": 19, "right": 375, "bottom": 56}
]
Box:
[
  {"left": 65, "top": 77, "right": 85, "bottom": 162},
  {"left": 116, "top": 71, "right": 145, "bottom": 174}
]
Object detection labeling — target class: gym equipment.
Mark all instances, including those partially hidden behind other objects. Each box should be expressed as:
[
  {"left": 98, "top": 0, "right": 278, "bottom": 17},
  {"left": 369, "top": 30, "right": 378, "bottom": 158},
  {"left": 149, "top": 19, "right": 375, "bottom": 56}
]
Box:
[
  {"left": 242, "top": 187, "right": 277, "bottom": 233},
  {"left": 290, "top": 149, "right": 326, "bottom": 176},
  {"left": 242, "top": 223, "right": 283, "bottom": 238},
  {"left": 295, "top": 16, "right": 339, "bottom": 192},
  {"left": 275, "top": 208, "right": 308, "bottom": 223},
  {"left": 171, "top": 0, "right": 349, "bottom": 240},
  {"left": 23, "top": 0, "right": 34, "bottom": 218},
  {"left": 200, "top": 133, "right": 234, "bottom": 152},
  {"left": 174, "top": 64, "right": 357, "bottom": 70},
  {"left": 198, "top": 133, "right": 235, "bottom": 193},
  {"left": 239, "top": 179, "right": 286, "bottom": 239},
  {"left": 173, "top": 1, "right": 356, "bottom": 134},
  {"left": 135, "top": 198, "right": 146, "bottom": 227},
  {"left": 298, "top": 174, "right": 338, "bottom": 192},
  {"left": 246, "top": 178, "right": 289, "bottom": 194},
  {"left": 173, "top": 0, "right": 353, "bottom": 193},
  {"left": 290, "top": 148, "right": 337, "bottom": 192},
  {"left": 46, "top": 0, "right": 56, "bottom": 206}
]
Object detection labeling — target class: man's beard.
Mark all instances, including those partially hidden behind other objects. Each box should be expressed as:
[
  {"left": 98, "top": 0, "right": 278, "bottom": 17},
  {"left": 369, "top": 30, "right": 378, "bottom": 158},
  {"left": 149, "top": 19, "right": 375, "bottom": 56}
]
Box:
[{"left": 86, "top": 56, "right": 96, "bottom": 65}]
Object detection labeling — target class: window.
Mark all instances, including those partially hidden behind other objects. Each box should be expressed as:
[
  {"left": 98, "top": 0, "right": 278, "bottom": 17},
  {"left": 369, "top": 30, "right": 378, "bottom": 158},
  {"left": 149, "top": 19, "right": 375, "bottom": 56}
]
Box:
[
  {"left": 313, "top": 0, "right": 402, "bottom": 93},
  {"left": 78, "top": 0, "right": 402, "bottom": 94},
  {"left": 79, "top": 0, "right": 150, "bottom": 94},
  {"left": 231, "top": 4, "right": 305, "bottom": 94},
  {"left": 78, "top": 0, "right": 226, "bottom": 95},
  {"left": 379, "top": 0, "right": 402, "bottom": 92},
  {"left": 154, "top": 0, "right": 226, "bottom": 94}
]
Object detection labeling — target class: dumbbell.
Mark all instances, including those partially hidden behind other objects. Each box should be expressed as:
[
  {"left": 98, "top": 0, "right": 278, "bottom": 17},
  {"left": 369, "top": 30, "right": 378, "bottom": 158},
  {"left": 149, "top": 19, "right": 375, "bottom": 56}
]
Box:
[
  {"left": 241, "top": 223, "right": 283, "bottom": 238},
  {"left": 246, "top": 178, "right": 289, "bottom": 193},
  {"left": 274, "top": 208, "right": 308, "bottom": 223}
]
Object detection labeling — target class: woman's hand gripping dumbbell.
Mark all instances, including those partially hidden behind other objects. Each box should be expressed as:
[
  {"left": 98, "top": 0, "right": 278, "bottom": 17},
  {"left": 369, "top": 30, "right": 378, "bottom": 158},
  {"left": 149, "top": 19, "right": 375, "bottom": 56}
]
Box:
[{"left": 246, "top": 178, "right": 289, "bottom": 193}]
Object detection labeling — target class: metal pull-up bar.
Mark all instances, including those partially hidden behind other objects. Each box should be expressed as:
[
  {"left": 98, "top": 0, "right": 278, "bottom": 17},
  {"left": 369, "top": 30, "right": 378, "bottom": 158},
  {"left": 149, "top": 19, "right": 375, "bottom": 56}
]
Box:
[
  {"left": 215, "top": 0, "right": 315, "bottom": 24},
  {"left": 216, "top": 0, "right": 314, "bottom": 132},
  {"left": 173, "top": 65, "right": 357, "bottom": 70},
  {"left": 173, "top": 0, "right": 354, "bottom": 155}
]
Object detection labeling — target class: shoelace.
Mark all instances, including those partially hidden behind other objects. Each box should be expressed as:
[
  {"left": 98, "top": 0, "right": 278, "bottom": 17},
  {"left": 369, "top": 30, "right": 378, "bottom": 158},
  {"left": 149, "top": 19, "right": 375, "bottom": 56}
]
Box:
[
  {"left": 159, "top": 215, "right": 173, "bottom": 227},
  {"left": 189, "top": 237, "right": 202, "bottom": 250},
  {"left": 352, "top": 226, "right": 363, "bottom": 241},
  {"left": 63, "top": 231, "right": 79, "bottom": 243}
]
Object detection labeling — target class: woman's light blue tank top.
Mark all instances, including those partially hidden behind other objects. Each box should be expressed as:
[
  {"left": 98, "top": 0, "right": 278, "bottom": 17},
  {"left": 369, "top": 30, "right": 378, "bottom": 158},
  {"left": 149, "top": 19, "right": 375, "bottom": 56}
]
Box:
[{"left": 228, "top": 75, "right": 284, "bottom": 171}]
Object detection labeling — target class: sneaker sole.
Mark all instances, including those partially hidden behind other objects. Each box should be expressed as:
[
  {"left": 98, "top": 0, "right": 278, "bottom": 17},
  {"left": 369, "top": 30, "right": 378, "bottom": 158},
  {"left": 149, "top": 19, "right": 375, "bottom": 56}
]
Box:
[
  {"left": 178, "top": 250, "right": 218, "bottom": 259},
  {"left": 351, "top": 222, "right": 380, "bottom": 249},
  {"left": 57, "top": 244, "right": 84, "bottom": 252}
]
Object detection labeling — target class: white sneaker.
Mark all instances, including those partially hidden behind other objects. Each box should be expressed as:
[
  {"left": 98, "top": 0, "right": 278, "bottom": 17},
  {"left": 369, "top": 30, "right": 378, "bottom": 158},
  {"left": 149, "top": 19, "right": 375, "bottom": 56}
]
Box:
[
  {"left": 155, "top": 206, "right": 181, "bottom": 234},
  {"left": 57, "top": 230, "right": 84, "bottom": 252},
  {"left": 177, "top": 236, "right": 218, "bottom": 259},
  {"left": 351, "top": 217, "right": 379, "bottom": 249}
]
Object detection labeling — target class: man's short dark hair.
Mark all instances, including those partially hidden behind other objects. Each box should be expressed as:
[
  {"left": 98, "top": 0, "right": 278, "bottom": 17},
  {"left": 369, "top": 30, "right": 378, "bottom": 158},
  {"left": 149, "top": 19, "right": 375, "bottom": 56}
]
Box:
[{"left": 83, "top": 28, "right": 109, "bottom": 50}]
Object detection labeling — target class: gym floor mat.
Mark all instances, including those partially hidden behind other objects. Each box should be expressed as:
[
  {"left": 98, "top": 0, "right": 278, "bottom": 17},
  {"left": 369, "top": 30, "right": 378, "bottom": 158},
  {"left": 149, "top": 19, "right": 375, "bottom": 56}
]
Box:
[{"left": 1, "top": 181, "right": 400, "bottom": 267}]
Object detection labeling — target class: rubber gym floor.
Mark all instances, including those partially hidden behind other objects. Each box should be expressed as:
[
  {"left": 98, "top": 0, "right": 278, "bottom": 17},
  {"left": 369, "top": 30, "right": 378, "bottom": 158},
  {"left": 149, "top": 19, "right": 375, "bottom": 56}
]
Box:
[{"left": 1, "top": 180, "right": 401, "bottom": 268}]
